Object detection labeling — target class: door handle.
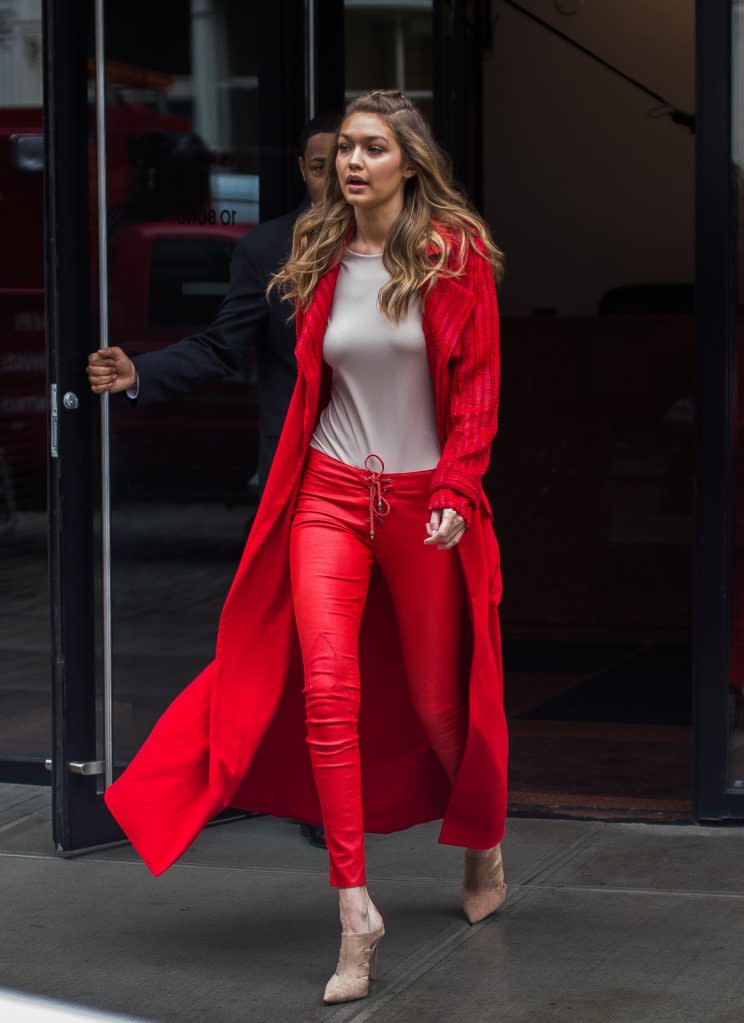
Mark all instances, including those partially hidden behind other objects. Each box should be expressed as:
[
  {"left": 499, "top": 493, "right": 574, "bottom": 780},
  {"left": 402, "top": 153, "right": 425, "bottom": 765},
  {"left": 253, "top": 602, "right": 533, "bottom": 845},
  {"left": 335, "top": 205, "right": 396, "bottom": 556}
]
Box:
[
  {"left": 67, "top": 760, "right": 104, "bottom": 776},
  {"left": 43, "top": 759, "right": 105, "bottom": 775}
]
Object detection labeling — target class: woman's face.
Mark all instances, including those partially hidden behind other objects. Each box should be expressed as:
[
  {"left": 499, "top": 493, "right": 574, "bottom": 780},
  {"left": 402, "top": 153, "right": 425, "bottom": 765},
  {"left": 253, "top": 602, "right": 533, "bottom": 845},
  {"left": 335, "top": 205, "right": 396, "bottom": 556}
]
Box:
[{"left": 335, "top": 112, "right": 416, "bottom": 210}]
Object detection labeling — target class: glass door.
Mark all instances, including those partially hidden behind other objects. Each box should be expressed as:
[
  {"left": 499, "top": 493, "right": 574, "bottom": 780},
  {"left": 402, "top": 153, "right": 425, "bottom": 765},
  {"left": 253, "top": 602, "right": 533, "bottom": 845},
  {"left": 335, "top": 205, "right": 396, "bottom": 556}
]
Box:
[{"left": 47, "top": 0, "right": 314, "bottom": 852}]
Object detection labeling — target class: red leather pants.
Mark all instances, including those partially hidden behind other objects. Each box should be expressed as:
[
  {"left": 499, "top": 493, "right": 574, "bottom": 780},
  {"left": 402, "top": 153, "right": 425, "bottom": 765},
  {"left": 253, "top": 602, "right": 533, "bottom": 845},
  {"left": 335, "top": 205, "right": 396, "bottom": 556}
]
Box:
[{"left": 289, "top": 445, "right": 467, "bottom": 887}]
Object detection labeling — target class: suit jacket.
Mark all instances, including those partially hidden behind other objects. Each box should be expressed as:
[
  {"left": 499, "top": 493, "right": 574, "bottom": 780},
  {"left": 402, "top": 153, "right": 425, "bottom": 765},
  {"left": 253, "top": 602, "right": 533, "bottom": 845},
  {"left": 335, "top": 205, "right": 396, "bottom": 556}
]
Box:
[
  {"left": 129, "top": 196, "right": 312, "bottom": 494},
  {"left": 103, "top": 223, "right": 506, "bottom": 877}
]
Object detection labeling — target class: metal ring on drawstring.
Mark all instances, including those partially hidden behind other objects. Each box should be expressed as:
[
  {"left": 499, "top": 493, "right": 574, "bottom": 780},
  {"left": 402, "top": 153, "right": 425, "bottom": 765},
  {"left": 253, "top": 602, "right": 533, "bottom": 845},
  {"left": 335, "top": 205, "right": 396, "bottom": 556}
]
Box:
[{"left": 360, "top": 453, "right": 393, "bottom": 539}]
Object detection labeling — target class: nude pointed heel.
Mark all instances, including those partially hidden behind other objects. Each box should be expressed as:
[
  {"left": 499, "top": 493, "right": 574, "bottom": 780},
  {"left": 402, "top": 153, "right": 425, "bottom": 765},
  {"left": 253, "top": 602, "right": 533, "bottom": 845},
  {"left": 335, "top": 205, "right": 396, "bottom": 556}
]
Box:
[
  {"left": 322, "top": 922, "right": 385, "bottom": 1005},
  {"left": 462, "top": 843, "right": 507, "bottom": 924},
  {"left": 369, "top": 940, "right": 379, "bottom": 980}
]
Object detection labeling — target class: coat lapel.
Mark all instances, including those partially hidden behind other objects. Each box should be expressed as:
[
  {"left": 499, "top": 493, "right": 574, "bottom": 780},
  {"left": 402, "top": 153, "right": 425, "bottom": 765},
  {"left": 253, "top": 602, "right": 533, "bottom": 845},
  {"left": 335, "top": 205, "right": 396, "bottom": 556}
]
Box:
[{"left": 293, "top": 261, "right": 342, "bottom": 386}]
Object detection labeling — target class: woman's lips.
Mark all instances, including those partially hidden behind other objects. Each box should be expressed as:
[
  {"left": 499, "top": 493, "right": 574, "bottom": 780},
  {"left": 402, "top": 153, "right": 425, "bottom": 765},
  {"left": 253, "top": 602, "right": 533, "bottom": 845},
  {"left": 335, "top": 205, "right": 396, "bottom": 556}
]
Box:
[{"left": 346, "top": 179, "right": 369, "bottom": 191}]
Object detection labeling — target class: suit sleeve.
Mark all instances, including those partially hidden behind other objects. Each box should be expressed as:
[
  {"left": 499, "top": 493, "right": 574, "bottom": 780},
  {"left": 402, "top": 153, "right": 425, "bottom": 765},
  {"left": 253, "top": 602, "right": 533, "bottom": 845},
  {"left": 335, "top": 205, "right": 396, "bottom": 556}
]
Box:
[
  {"left": 125, "top": 371, "right": 139, "bottom": 399},
  {"left": 128, "top": 239, "right": 269, "bottom": 406},
  {"left": 427, "top": 249, "right": 500, "bottom": 530}
]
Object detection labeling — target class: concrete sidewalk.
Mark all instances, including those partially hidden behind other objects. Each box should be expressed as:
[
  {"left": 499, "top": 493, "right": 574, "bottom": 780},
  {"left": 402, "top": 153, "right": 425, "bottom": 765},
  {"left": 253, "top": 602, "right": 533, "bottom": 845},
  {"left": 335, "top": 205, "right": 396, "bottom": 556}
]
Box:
[{"left": 0, "top": 784, "right": 743, "bottom": 1023}]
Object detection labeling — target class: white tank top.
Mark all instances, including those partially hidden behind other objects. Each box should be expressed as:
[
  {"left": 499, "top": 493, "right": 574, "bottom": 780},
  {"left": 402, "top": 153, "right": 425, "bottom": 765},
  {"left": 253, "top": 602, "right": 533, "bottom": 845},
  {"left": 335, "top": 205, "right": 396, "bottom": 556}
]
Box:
[{"left": 308, "top": 248, "right": 441, "bottom": 473}]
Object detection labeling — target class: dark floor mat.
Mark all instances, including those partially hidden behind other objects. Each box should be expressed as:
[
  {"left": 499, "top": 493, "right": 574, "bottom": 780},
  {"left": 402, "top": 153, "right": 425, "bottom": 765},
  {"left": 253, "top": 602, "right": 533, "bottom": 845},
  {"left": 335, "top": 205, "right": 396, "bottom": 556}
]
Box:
[
  {"left": 508, "top": 731, "right": 692, "bottom": 801},
  {"left": 516, "top": 643, "right": 691, "bottom": 726},
  {"left": 504, "top": 639, "right": 641, "bottom": 673}
]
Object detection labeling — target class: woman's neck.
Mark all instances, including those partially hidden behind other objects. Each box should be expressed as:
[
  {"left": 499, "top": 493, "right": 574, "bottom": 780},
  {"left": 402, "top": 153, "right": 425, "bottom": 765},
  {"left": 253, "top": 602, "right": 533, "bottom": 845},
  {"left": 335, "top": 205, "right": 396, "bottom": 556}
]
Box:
[{"left": 349, "top": 199, "right": 403, "bottom": 254}]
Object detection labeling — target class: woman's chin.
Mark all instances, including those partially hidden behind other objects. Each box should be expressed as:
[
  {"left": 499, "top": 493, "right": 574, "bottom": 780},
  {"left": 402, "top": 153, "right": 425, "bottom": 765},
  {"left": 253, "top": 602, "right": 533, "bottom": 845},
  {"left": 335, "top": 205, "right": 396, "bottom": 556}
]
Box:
[{"left": 343, "top": 189, "right": 376, "bottom": 207}]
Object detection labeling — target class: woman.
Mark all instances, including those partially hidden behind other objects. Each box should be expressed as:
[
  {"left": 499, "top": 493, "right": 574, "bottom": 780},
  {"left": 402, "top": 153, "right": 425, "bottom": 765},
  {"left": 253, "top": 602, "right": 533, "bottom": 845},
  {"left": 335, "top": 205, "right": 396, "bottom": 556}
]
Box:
[
  {"left": 103, "top": 89, "right": 508, "bottom": 1007},
  {"left": 267, "top": 88, "right": 507, "bottom": 1003}
]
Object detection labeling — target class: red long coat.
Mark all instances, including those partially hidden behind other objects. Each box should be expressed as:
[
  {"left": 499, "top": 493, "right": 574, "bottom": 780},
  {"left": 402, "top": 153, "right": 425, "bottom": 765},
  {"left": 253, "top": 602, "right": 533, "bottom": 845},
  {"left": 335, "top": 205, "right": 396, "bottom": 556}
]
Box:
[{"left": 104, "top": 228, "right": 508, "bottom": 876}]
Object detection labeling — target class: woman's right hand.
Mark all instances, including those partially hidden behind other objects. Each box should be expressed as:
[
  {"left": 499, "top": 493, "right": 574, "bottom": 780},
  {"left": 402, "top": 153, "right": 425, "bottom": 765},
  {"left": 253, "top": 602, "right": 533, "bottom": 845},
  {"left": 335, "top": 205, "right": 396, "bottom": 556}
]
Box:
[{"left": 86, "top": 347, "right": 137, "bottom": 395}]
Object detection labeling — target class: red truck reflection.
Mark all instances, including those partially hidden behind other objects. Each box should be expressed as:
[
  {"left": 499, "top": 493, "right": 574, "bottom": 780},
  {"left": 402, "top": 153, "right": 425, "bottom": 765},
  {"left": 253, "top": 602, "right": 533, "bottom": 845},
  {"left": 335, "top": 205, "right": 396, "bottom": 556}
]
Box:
[{"left": 0, "top": 101, "right": 257, "bottom": 522}]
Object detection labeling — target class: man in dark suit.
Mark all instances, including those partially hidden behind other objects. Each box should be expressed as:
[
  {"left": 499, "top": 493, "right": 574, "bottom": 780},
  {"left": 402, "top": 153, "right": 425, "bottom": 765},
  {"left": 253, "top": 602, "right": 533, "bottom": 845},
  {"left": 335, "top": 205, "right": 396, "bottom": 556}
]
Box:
[{"left": 87, "top": 112, "right": 340, "bottom": 848}]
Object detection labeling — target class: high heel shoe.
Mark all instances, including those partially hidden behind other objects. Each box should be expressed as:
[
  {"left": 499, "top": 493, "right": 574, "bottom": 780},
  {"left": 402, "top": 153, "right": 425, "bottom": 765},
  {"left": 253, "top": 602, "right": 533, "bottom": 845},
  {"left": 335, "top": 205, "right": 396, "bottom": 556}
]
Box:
[
  {"left": 322, "top": 916, "right": 385, "bottom": 1004},
  {"left": 462, "top": 843, "right": 507, "bottom": 924}
]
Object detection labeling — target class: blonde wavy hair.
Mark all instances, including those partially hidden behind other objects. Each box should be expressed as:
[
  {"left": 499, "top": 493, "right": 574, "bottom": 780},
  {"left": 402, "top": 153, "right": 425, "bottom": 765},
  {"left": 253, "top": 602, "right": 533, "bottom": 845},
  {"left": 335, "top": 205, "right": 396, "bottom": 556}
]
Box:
[{"left": 266, "top": 89, "right": 505, "bottom": 324}]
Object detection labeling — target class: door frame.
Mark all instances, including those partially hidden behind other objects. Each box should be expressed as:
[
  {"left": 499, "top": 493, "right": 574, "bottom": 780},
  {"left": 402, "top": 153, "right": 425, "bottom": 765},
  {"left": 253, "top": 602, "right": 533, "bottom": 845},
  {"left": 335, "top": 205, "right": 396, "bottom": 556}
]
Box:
[
  {"left": 43, "top": 0, "right": 119, "bottom": 849},
  {"left": 43, "top": 0, "right": 744, "bottom": 844},
  {"left": 693, "top": 0, "right": 744, "bottom": 821},
  {"left": 433, "top": 0, "right": 487, "bottom": 210}
]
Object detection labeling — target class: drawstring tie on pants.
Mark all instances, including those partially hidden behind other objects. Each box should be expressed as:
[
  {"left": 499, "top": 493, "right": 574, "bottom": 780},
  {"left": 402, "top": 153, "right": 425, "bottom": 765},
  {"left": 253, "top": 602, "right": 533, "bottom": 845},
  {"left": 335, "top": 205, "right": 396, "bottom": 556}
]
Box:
[{"left": 360, "top": 454, "right": 393, "bottom": 539}]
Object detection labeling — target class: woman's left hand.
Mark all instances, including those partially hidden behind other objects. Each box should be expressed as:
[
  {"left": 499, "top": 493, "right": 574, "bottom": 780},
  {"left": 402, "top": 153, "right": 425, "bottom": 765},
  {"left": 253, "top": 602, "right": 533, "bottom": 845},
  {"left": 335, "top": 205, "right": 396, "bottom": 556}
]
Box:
[{"left": 425, "top": 508, "right": 466, "bottom": 549}]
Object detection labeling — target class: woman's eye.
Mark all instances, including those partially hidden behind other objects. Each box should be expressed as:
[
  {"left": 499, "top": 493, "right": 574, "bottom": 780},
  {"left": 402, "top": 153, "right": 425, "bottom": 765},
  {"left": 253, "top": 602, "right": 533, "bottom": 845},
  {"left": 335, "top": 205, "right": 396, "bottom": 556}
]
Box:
[{"left": 368, "top": 147, "right": 382, "bottom": 154}]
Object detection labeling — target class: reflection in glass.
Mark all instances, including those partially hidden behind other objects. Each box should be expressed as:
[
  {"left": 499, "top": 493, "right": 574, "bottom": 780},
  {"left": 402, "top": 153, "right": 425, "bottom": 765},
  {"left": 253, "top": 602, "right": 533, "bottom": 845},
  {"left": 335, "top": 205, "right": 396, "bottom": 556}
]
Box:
[
  {"left": 97, "top": 2, "right": 263, "bottom": 768},
  {"left": 344, "top": 3, "right": 433, "bottom": 124},
  {"left": 0, "top": 0, "right": 50, "bottom": 762}
]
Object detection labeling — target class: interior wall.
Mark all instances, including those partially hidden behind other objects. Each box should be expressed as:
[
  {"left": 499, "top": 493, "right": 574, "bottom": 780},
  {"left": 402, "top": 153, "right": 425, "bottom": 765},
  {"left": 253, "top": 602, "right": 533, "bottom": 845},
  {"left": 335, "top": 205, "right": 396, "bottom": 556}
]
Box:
[{"left": 482, "top": 0, "right": 695, "bottom": 316}]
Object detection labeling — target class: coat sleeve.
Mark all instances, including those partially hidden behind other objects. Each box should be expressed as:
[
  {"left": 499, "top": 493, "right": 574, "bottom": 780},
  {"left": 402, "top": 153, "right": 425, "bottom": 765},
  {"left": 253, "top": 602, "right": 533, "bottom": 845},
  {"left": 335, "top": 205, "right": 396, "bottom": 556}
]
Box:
[{"left": 427, "top": 247, "right": 500, "bottom": 530}]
